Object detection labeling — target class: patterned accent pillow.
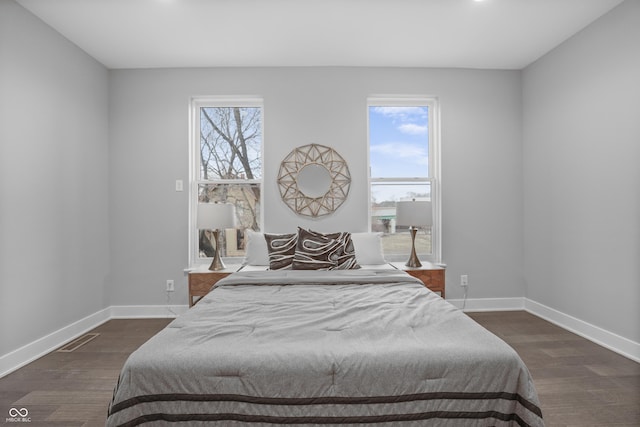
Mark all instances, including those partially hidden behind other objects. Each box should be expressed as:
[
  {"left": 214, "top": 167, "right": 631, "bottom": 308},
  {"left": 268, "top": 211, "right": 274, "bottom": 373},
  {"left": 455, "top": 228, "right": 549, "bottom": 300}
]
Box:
[
  {"left": 317, "top": 230, "right": 361, "bottom": 270},
  {"left": 264, "top": 233, "right": 298, "bottom": 270},
  {"left": 292, "top": 228, "right": 361, "bottom": 270}
]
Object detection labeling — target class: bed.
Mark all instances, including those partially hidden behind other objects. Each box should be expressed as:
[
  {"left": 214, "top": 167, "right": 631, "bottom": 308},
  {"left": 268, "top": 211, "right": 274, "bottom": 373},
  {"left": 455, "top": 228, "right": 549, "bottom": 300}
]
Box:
[{"left": 106, "top": 266, "right": 544, "bottom": 426}]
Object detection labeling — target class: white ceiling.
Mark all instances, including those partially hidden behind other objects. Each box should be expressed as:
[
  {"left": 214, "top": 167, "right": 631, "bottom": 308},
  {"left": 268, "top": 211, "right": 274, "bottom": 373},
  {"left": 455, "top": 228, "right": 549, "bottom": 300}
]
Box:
[{"left": 17, "top": 0, "right": 624, "bottom": 70}]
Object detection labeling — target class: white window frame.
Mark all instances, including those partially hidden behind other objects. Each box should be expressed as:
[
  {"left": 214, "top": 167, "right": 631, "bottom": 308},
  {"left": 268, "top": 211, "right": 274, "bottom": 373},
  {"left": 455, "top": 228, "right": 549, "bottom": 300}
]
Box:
[
  {"left": 188, "top": 96, "right": 265, "bottom": 267},
  {"left": 367, "top": 96, "right": 442, "bottom": 264}
]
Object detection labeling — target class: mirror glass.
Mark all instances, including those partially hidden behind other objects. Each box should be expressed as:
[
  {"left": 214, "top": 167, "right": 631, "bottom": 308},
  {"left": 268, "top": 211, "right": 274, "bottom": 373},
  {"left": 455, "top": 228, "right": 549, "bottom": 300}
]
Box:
[{"left": 296, "top": 164, "right": 332, "bottom": 198}]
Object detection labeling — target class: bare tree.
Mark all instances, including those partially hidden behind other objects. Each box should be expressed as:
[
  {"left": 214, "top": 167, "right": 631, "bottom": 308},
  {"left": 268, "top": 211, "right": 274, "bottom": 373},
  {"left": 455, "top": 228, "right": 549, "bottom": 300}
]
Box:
[{"left": 198, "top": 107, "right": 261, "bottom": 256}]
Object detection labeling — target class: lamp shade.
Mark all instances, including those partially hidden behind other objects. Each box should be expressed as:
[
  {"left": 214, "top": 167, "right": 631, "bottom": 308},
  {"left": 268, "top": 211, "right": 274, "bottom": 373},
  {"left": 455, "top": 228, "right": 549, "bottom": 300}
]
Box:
[
  {"left": 197, "top": 203, "right": 236, "bottom": 230},
  {"left": 395, "top": 200, "right": 432, "bottom": 228}
]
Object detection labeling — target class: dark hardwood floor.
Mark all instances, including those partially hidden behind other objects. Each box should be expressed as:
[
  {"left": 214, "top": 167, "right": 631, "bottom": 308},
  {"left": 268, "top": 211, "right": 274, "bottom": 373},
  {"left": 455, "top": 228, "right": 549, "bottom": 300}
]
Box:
[
  {"left": 0, "top": 312, "right": 638, "bottom": 426},
  {"left": 468, "top": 312, "right": 640, "bottom": 427},
  {"left": 0, "top": 319, "right": 172, "bottom": 426}
]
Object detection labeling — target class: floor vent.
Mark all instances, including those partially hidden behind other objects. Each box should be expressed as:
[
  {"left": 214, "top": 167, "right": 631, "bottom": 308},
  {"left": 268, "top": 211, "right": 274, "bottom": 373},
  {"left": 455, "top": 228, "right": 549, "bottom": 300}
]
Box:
[{"left": 57, "top": 333, "right": 100, "bottom": 352}]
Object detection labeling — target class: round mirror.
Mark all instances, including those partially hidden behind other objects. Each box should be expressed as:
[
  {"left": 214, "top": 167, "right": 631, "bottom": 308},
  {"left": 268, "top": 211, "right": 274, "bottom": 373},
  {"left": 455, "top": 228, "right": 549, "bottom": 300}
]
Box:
[
  {"left": 277, "top": 144, "right": 351, "bottom": 217},
  {"left": 296, "top": 164, "right": 332, "bottom": 198}
]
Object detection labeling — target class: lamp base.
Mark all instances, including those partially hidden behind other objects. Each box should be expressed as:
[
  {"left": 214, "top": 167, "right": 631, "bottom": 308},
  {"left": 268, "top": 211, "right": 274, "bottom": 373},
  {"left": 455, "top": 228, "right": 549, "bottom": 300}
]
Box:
[
  {"left": 208, "top": 229, "right": 226, "bottom": 271},
  {"left": 405, "top": 226, "right": 422, "bottom": 268}
]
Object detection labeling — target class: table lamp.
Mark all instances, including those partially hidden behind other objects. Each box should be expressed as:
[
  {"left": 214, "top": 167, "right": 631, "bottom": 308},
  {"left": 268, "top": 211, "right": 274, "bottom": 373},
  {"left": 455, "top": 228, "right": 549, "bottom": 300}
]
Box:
[
  {"left": 395, "top": 200, "right": 432, "bottom": 268},
  {"left": 197, "top": 202, "right": 236, "bottom": 270}
]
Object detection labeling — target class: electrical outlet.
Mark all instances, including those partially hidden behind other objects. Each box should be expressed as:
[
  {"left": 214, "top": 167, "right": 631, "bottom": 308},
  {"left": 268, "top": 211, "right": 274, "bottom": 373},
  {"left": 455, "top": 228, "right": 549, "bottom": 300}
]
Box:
[
  {"left": 460, "top": 275, "right": 468, "bottom": 287},
  {"left": 166, "top": 280, "right": 175, "bottom": 292}
]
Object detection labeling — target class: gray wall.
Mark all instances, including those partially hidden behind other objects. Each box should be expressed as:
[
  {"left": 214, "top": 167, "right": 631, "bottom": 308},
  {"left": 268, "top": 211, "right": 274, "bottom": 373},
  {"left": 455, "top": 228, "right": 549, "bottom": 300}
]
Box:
[
  {"left": 5, "top": 0, "right": 636, "bottom": 364},
  {"left": 0, "top": 1, "right": 110, "bottom": 355},
  {"left": 523, "top": 0, "right": 640, "bottom": 342},
  {"left": 108, "top": 67, "right": 523, "bottom": 306}
]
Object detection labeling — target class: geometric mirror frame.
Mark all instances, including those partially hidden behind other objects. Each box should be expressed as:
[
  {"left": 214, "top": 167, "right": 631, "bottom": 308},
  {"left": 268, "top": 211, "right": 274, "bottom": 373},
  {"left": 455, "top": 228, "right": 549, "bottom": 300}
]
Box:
[{"left": 277, "top": 143, "right": 351, "bottom": 217}]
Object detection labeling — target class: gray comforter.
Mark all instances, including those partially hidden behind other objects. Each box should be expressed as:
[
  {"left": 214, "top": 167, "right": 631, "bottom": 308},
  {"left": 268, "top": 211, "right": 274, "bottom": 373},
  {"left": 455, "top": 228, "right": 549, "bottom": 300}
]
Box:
[{"left": 107, "top": 270, "right": 544, "bottom": 426}]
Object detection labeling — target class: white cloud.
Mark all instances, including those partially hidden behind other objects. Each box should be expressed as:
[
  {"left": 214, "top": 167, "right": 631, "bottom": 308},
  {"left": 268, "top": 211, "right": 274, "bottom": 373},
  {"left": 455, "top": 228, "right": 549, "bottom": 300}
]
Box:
[
  {"left": 398, "top": 123, "right": 427, "bottom": 135},
  {"left": 371, "top": 142, "right": 427, "bottom": 160},
  {"left": 372, "top": 106, "right": 426, "bottom": 119},
  {"left": 371, "top": 106, "right": 429, "bottom": 135}
]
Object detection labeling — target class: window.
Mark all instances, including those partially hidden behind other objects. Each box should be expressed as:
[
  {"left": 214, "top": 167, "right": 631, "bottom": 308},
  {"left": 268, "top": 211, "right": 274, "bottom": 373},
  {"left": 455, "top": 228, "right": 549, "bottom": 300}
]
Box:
[
  {"left": 368, "top": 97, "right": 441, "bottom": 263},
  {"left": 189, "top": 98, "right": 263, "bottom": 266}
]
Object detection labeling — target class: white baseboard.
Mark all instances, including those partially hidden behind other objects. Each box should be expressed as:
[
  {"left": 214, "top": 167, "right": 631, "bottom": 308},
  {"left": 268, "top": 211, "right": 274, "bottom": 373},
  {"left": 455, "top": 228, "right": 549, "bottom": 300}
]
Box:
[
  {"left": 109, "top": 304, "right": 188, "bottom": 319},
  {"left": 447, "top": 296, "right": 639, "bottom": 362},
  {"left": 0, "top": 308, "right": 111, "bottom": 378},
  {"left": 524, "top": 299, "right": 640, "bottom": 363},
  {"left": 0, "top": 305, "right": 188, "bottom": 378},
  {"left": 2, "top": 299, "right": 638, "bottom": 378},
  {"left": 447, "top": 297, "right": 525, "bottom": 312}
]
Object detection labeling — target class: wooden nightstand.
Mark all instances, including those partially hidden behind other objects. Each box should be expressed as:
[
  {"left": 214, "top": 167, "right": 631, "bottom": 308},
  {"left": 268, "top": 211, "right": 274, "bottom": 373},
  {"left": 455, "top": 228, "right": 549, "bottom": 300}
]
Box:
[
  {"left": 391, "top": 261, "right": 446, "bottom": 298},
  {"left": 187, "top": 265, "right": 240, "bottom": 307}
]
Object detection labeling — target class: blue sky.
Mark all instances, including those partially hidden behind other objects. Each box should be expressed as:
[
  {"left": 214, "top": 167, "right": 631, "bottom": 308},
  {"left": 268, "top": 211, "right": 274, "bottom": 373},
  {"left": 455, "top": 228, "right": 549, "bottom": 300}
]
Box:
[
  {"left": 369, "top": 106, "right": 431, "bottom": 204},
  {"left": 369, "top": 106, "right": 429, "bottom": 178}
]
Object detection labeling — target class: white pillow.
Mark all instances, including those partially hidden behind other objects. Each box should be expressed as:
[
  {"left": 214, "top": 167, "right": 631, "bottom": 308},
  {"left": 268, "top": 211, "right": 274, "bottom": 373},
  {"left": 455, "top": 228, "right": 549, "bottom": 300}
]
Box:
[
  {"left": 242, "top": 230, "right": 270, "bottom": 266},
  {"left": 351, "top": 232, "right": 386, "bottom": 265}
]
